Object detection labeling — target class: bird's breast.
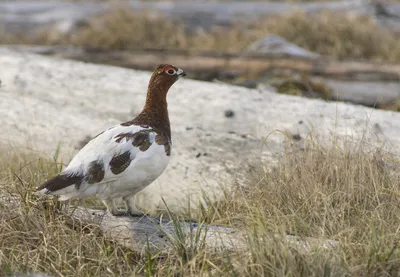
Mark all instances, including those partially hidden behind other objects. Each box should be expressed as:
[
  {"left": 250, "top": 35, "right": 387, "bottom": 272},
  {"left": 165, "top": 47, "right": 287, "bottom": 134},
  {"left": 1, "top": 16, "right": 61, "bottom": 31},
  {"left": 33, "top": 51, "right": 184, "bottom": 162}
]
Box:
[{"left": 101, "top": 142, "right": 171, "bottom": 197}]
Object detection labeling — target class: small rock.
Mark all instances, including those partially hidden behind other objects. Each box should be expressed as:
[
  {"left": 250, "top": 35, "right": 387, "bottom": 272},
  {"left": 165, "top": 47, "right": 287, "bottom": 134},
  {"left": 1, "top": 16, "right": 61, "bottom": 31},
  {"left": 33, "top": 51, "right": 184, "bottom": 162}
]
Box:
[
  {"left": 243, "top": 34, "right": 320, "bottom": 59},
  {"left": 292, "top": 134, "right": 301, "bottom": 141},
  {"left": 224, "top": 110, "right": 235, "bottom": 118}
]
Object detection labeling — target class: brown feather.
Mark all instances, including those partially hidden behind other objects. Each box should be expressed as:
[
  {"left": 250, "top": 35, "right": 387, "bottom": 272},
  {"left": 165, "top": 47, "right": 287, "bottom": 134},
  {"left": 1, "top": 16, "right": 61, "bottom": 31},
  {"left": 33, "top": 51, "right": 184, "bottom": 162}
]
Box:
[
  {"left": 109, "top": 151, "right": 133, "bottom": 175},
  {"left": 85, "top": 160, "right": 105, "bottom": 185},
  {"left": 37, "top": 173, "right": 83, "bottom": 192},
  {"left": 155, "top": 133, "right": 171, "bottom": 156},
  {"left": 115, "top": 130, "right": 153, "bottom": 152}
]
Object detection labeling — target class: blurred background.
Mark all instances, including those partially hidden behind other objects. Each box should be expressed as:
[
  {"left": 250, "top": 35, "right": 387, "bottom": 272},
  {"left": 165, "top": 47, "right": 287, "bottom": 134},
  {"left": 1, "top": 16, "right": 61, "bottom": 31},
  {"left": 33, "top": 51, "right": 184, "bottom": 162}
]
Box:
[{"left": 1, "top": 0, "right": 399, "bottom": 110}]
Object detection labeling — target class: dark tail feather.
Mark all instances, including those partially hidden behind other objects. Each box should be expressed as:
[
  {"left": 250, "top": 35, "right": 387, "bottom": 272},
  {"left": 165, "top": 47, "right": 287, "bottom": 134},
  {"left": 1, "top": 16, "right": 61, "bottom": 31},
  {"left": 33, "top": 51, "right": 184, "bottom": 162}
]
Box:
[{"left": 37, "top": 173, "right": 83, "bottom": 193}]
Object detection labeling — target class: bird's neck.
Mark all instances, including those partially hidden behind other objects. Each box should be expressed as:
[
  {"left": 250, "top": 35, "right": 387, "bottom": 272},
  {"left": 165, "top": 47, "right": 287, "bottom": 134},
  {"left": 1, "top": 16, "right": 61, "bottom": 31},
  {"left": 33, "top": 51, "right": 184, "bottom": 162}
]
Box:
[{"left": 127, "top": 85, "right": 171, "bottom": 139}]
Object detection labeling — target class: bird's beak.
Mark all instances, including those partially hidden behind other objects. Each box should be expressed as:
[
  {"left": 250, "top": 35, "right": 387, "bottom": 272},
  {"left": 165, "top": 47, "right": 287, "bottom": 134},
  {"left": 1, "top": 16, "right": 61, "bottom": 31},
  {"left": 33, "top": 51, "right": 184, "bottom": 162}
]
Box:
[{"left": 176, "top": 68, "right": 187, "bottom": 78}]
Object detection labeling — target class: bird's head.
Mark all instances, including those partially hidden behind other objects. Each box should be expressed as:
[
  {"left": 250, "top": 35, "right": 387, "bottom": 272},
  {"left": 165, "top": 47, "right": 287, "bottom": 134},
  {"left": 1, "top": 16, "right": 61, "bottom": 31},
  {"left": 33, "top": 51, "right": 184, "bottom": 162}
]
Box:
[{"left": 148, "top": 64, "right": 186, "bottom": 93}]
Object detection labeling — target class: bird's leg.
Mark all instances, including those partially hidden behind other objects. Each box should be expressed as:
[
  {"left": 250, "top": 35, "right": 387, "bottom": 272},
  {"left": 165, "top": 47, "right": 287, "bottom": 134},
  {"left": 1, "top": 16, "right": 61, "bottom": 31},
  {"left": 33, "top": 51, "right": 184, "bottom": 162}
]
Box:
[
  {"left": 123, "top": 195, "right": 144, "bottom": 217},
  {"left": 102, "top": 199, "right": 125, "bottom": 216}
]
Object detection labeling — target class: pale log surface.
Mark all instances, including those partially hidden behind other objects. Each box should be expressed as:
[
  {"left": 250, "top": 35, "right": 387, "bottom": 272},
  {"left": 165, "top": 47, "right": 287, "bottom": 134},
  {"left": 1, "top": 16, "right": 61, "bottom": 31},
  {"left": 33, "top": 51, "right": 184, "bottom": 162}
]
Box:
[
  {"left": 11, "top": 45, "right": 399, "bottom": 82},
  {"left": 67, "top": 206, "right": 339, "bottom": 254}
]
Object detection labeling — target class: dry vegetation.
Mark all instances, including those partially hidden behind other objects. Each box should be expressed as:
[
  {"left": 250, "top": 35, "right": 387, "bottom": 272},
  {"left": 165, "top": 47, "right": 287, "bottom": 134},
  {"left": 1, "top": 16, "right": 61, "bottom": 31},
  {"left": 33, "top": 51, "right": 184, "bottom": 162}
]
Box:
[
  {"left": 69, "top": 9, "right": 400, "bottom": 62},
  {"left": 1, "top": 135, "right": 400, "bottom": 276},
  {"left": 2, "top": 7, "right": 400, "bottom": 62}
]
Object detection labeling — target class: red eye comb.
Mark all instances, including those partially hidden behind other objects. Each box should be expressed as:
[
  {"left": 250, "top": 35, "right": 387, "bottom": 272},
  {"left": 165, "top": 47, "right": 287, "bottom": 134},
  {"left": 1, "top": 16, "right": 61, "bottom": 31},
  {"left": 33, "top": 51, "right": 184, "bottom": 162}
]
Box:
[{"left": 163, "top": 65, "right": 175, "bottom": 72}]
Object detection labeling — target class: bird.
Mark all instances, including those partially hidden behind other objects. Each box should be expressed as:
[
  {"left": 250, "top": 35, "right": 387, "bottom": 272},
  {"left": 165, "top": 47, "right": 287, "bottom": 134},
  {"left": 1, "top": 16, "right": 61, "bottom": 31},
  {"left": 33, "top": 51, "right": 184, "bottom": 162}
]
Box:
[{"left": 37, "top": 64, "right": 186, "bottom": 216}]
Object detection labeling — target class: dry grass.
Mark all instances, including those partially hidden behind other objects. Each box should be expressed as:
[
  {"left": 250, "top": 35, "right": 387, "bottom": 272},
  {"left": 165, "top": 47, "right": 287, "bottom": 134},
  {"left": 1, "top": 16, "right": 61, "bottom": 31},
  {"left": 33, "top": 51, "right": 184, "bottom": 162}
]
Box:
[
  {"left": 258, "top": 12, "right": 400, "bottom": 62},
  {"left": 65, "top": 9, "right": 188, "bottom": 51},
  {"left": 2, "top": 7, "right": 400, "bottom": 62},
  {"left": 8, "top": 7, "right": 395, "bottom": 62},
  {"left": 1, "top": 134, "right": 400, "bottom": 276}
]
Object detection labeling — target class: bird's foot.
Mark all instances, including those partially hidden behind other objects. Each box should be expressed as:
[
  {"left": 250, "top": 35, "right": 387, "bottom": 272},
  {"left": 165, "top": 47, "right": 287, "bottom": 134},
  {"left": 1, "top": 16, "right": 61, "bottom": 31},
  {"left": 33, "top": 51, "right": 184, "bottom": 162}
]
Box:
[
  {"left": 103, "top": 199, "right": 127, "bottom": 217},
  {"left": 110, "top": 209, "right": 146, "bottom": 218}
]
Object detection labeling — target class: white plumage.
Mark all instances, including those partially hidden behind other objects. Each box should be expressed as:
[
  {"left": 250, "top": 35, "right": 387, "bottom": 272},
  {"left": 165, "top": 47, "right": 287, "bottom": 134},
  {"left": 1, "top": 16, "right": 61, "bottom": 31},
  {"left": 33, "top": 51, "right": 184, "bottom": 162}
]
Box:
[{"left": 38, "top": 124, "right": 170, "bottom": 215}]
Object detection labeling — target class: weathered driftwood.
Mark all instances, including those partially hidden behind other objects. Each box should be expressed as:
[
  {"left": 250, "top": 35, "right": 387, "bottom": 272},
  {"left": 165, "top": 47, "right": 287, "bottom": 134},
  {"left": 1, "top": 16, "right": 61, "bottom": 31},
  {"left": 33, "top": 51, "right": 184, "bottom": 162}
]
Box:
[
  {"left": 314, "top": 77, "right": 400, "bottom": 107},
  {"left": 7, "top": 45, "right": 400, "bottom": 82},
  {"left": 67, "top": 207, "right": 244, "bottom": 253},
  {"left": 67, "top": 206, "right": 339, "bottom": 255},
  {"left": 6, "top": 44, "right": 400, "bottom": 108}
]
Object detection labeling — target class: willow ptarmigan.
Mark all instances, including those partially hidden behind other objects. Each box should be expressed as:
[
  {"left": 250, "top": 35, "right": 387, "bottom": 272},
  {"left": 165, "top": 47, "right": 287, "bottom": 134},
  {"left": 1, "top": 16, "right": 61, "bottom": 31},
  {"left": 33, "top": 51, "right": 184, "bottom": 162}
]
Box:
[{"left": 37, "top": 64, "right": 186, "bottom": 216}]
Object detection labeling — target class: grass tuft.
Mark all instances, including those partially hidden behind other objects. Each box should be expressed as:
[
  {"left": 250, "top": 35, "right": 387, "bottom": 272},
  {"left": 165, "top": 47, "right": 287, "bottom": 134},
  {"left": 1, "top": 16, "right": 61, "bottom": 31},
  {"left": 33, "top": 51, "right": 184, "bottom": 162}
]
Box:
[{"left": 258, "top": 11, "right": 400, "bottom": 62}]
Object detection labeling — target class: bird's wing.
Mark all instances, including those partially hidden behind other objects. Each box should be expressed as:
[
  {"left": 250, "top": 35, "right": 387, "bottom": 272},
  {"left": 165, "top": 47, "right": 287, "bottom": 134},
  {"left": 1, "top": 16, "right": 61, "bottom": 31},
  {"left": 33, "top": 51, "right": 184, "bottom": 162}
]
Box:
[{"left": 37, "top": 124, "right": 160, "bottom": 197}]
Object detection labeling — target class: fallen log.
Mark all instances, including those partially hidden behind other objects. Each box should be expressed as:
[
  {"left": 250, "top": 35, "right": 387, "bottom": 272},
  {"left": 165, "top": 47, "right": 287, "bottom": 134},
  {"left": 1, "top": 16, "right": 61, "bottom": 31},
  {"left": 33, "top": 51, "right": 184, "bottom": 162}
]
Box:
[
  {"left": 67, "top": 206, "right": 339, "bottom": 254},
  {"left": 7, "top": 45, "right": 400, "bottom": 82},
  {"left": 67, "top": 207, "right": 245, "bottom": 253}
]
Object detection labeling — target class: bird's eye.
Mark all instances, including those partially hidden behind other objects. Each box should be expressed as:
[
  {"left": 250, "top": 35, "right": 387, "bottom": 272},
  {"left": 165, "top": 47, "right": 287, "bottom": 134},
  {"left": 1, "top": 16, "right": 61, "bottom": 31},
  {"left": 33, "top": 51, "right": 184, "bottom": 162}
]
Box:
[{"left": 166, "top": 69, "right": 176, "bottom": 75}]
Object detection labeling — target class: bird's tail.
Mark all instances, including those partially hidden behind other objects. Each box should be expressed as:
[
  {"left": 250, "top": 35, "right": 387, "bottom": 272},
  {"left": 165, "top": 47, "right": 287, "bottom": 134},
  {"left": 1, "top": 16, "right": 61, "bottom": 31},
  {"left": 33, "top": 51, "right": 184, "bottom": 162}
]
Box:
[{"left": 36, "top": 171, "right": 84, "bottom": 200}]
